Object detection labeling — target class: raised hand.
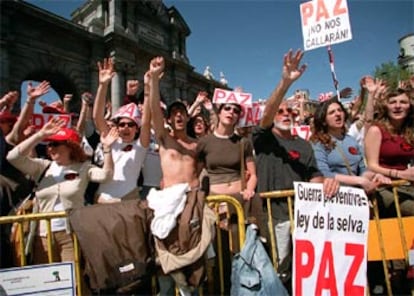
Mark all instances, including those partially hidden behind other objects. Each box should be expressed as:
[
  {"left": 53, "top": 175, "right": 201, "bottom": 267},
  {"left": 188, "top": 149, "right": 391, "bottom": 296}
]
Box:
[
  {"left": 1, "top": 91, "right": 19, "bottom": 110},
  {"left": 63, "top": 94, "right": 73, "bottom": 103},
  {"left": 97, "top": 58, "right": 116, "bottom": 85},
  {"left": 27, "top": 80, "right": 50, "bottom": 100},
  {"left": 149, "top": 56, "right": 165, "bottom": 79},
  {"left": 101, "top": 127, "right": 118, "bottom": 148},
  {"left": 39, "top": 117, "right": 66, "bottom": 138},
  {"left": 127, "top": 80, "right": 140, "bottom": 96},
  {"left": 282, "top": 49, "right": 307, "bottom": 82},
  {"left": 82, "top": 92, "right": 93, "bottom": 106}
]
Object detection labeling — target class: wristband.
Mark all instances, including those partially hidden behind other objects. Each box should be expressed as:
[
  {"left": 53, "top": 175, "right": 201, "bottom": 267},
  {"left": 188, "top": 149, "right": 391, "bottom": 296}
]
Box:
[
  {"left": 26, "top": 99, "right": 35, "bottom": 105},
  {"left": 103, "top": 149, "right": 111, "bottom": 154}
]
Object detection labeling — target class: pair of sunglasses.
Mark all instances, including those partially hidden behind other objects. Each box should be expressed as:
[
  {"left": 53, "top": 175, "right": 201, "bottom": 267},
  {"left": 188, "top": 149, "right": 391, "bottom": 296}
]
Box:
[
  {"left": 277, "top": 107, "right": 293, "bottom": 114},
  {"left": 222, "top": 105, "right": 241, "bottom": 115},
  {"left": 118, "top": 122, "right": 136, "bottom": 128}
]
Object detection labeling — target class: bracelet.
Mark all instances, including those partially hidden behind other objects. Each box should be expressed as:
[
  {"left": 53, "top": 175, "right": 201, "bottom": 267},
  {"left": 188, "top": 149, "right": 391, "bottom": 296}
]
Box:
[
  {"left": 103, "top": 149, "right": 111, "bottom": 154},
  {"left": 26, "top": 99, "right": 35, "bottom": 105}
]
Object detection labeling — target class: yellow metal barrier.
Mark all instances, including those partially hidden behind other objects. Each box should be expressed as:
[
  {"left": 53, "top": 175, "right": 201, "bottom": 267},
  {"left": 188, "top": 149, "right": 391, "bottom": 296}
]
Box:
[
  {"left": 0, "top": 211, "right": 82, "bottom": 296},
  {"left": 0, "top": 195, "right": 246, "bottom": 296},
  {"left": 205, "top": 194, "right": 246, "bottom": 295},
  {"left": 259, "top": 181, "right": 414, "bottom": 296}
]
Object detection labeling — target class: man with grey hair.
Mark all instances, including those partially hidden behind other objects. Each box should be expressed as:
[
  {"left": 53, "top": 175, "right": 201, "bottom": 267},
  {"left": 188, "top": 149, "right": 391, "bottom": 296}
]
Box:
[{"left": 252, "top": 49, "right": 339, "bottom": 287}]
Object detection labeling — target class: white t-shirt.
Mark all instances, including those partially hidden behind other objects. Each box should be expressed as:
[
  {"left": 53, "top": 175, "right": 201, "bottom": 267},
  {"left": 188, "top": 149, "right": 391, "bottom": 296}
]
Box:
[{"left": 97, "top": 138, "right": 147, "bottom": 200}]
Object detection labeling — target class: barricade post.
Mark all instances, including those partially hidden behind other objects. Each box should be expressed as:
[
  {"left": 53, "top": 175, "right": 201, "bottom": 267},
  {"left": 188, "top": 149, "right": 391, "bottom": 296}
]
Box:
[
  {"left": 0, "top": 211, "right": 82, "bottom": 295},
  {"left": 206, "top": 194, "right": 246, "bottom": 295}
]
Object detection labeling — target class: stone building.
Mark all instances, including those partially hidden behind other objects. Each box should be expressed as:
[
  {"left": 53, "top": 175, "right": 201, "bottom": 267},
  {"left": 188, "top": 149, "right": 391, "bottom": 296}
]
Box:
[
  {"left": 0, "top": 0, "right": 228, "bottom": 113},
  {"left": 398, "top": 33, "right": 414, "bottom": 75}
]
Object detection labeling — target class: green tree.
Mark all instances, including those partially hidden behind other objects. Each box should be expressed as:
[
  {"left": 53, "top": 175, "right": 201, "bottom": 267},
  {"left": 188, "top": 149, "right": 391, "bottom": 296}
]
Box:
[{"left": 373, "top": 61, "right": 410, "bottom": 90}]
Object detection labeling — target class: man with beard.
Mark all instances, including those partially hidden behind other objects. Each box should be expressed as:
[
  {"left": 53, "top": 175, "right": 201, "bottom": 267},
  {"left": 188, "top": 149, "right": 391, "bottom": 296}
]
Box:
[{"left": 252, "top": 49, "right": 339, "bottom": 287}]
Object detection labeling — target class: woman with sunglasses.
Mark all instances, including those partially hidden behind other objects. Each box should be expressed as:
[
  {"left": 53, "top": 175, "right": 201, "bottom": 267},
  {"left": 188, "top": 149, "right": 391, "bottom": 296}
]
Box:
[
  {"left": 197, "top": 102, "right": 266, "bottom": 245},
  {"left": 364, "top": 83, "right": 414, "bottom": 217},
  {"left": 93, "top": 58, "right": 151, "bottom": 203},
  {"left": 6, "top": 117, "right": 116, "bottom": 264},
  {"left": 310, "top": 97, "right": 390, "bottom": 194}
]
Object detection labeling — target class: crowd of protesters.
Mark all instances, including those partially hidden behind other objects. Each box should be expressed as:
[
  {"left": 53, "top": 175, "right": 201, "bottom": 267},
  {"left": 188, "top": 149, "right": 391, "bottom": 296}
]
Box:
[{"left": 1, "top": 49, "right": 414, "bottom": 295}]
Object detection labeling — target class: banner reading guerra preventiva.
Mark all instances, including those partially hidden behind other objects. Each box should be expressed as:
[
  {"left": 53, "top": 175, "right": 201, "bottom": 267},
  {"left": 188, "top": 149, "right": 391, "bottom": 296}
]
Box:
[
  {"left": 293, "top": 182, "right": 369, "bottom": 296},
  {"left": 300, "top": 0, "right": 353, "bottom": 51}
]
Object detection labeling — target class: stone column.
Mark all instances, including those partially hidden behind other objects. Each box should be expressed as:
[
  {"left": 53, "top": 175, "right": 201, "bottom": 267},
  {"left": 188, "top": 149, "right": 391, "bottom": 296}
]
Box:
[{"left": 111, "top": 72, "right": 121, "bottom": 113}]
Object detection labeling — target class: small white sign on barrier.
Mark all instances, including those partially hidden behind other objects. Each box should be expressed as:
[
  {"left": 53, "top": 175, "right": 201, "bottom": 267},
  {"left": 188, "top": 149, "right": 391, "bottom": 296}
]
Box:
[{"left": 0, "top": 262, "right": 75, "bottom": 296}]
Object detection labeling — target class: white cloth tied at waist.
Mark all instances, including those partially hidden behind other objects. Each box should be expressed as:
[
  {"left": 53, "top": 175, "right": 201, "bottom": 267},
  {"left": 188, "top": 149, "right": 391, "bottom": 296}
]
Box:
[{"left": 147, "top": 183, "right": 190, "bottom": 239}]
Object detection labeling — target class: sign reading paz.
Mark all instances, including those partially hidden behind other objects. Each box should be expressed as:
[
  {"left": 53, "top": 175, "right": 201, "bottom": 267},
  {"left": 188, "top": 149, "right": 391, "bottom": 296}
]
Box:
[
  {"left": 293, "top": 182, "right": 369, "bottom": 296},
  {"left": 300, "top": 0, "right": 352, "bottom": 51},
  {"left": 212, "top": 88, "right": 253, "bottom": 106},
  {"left": 31, "top": 113, "right": 72, "bottom": 131}
]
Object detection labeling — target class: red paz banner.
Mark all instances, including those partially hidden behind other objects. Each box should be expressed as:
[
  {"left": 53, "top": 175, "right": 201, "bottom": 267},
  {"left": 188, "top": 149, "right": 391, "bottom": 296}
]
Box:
[
  {"left": 238, "top": 102, "right": 265, "bottom": 127},
  {"left": 293, "top": 182, "right": 369, "bottom": 296},
  {"left": 291, "top": 125, "right": 312, "bottom": 141},
  {"left": 31, "top": 113, "right": 72, "bottom": 131},
  {"left": 300, "top": 0, "right": 352, "bottom": 51},
  {"left": 212, "top": 88, "right": 253, "bottom": 106}
]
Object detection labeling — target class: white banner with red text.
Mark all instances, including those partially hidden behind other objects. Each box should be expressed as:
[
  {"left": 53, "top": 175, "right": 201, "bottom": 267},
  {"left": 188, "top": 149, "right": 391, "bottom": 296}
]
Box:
[{"left": 293, "top": 181, "right": 369, "bottom": 296}]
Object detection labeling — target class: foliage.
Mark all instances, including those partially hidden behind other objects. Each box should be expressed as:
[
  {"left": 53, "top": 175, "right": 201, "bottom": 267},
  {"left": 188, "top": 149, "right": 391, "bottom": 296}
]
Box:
[{"left": 373, "top": 61, "right": 411, "bottom": 90}]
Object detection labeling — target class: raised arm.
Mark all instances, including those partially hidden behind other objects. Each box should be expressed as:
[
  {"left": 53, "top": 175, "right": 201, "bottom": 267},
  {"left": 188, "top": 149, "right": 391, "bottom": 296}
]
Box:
[
  {"left": 7, "top": 81, "right": 50, "bottom": 145},
  {"left": 93, "top": 58, "right": 116, "bottom": 136},
  {"left": 12, "top": 117, "right": 66, "bottom": 157},
  {"left": 187, "top": 92, "right": 205, "bottom": 117},
  {"left": 148, "top": 56, "right": 166, "bottom": 143},
  {"left": 139, "top": 73, "right": 151, "bottom": 148},
  {"left": 260, "top": 49, "right": 307, "bottom": 128}
]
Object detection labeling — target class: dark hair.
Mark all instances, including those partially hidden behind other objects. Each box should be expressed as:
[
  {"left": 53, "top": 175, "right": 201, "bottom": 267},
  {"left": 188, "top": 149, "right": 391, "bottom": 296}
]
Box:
[
  {"left": 187, "top": 114, "right": 209, "bottom": 138},
  {"left": 167, "top": 101, "right": 188, "bottom": 118},
  {"left": 310, "top": 98, "right": 349, "bottom": 151}
]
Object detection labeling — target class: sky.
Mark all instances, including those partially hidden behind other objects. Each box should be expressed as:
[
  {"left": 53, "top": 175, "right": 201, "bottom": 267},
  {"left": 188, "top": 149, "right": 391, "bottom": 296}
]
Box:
[{"left": 24, "top": 0, "right": 414, "bottom": 107}]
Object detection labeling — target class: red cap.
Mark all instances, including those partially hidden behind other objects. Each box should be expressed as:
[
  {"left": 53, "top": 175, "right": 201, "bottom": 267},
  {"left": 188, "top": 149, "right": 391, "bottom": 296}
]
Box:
[
  {"left": 0, "top": 110, "right": 18, "bottom": 122},
  {"left": 44, "top": 128, "right": 80, "bottom": 143},
  {"left": 42, "top": 101, "right": 66, "bottom": 114}
]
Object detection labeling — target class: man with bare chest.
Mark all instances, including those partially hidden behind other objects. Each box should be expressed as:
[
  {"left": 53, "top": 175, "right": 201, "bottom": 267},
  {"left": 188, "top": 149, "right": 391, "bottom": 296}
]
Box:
[
  {"left": 147, "top": 56, "right": 213, "bottom": 295},
  {"left": 148, "top": 56, "right": 199, "bottom": 189}
]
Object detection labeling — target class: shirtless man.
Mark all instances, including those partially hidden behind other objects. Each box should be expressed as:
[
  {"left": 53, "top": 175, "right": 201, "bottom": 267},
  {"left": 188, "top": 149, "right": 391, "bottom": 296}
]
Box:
[
  {"left": 148, "top": 56, "right": 211, "bottom": 295},
  {"left": 148, "top": 56, "right": 199, "bottom": 189}
]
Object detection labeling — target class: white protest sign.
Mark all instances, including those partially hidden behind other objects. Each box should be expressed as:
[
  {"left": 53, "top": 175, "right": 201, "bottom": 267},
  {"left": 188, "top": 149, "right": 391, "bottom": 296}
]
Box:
[
  {"left": 31, "top": 113, "right": 72, "bottom": 131},
  {"left": 0, "top": 262, "right": 75, "bottom": 295},
  {"left": 291, "top": 125, "right": 312, "bottom": 141},
  {"left": 300, "top": 0, "right": 352, "bottom": 51},
  {"left": 293, "top": 182, "right": 369, "bottom": 296},
  {"left": 238, "top": 102, "right": 265, "bottom": 127},
  {"left": 212, "top": 88, "right": 253, "bottom": 106}
]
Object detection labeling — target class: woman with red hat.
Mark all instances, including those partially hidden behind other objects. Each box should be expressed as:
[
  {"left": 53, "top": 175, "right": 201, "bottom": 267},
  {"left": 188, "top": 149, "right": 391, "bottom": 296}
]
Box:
[{"left": 6, "top": 117, "right": 116, "bottom": 264}]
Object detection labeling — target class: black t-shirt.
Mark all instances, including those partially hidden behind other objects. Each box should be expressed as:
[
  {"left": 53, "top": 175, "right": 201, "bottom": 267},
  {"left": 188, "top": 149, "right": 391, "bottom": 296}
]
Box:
[{"left": 252, "top": 125, "right": 321, "bottom": 220}]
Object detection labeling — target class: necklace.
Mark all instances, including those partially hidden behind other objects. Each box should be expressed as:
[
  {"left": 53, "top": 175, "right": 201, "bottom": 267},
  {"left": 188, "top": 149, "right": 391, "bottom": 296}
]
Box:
[{"left": 213, "top": 130, "right": 232, "bottom": 139}]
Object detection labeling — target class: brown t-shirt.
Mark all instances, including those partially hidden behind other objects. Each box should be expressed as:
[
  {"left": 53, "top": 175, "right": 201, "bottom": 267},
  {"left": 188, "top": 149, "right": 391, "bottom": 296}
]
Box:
[{"left": 196, "top": 133, "right": 253, "bottom": 184}]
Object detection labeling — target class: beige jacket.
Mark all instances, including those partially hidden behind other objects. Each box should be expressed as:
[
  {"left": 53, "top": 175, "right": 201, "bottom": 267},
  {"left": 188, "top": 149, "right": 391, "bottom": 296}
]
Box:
[{"left": 7, "top": 148, "right": 113, "bottom": 234}]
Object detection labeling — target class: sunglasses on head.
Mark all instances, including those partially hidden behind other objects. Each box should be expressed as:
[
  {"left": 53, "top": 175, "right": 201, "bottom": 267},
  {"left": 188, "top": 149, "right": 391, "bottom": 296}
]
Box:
[
  {"left": 118, "top": 122, "right": 136, "bottom": 128},
  {"left": 47, "top": 141, "right": 66, "bottom": 148},
  {"left": 222, "top": 105, "right": 241, "bottom": 115},
  {"left": 277, "top": 107, "right": 293, "bottom": 114}
]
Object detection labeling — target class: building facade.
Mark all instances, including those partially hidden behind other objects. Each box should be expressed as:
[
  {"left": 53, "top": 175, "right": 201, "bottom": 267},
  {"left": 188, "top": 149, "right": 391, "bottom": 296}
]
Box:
[
  {"left": 0, "top": 0, "right": 228, "bottom": 113},
  {"left": 398, "top": 33, "right": 414, "bottom": 75}
]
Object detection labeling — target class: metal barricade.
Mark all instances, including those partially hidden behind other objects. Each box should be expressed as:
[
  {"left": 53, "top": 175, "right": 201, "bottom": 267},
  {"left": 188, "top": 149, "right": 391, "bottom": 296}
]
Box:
[
  {"left": 205, "top": 194, "right": 246, "bottom": 295},
  {"left": 0, "top": 211, "right": 83, "bottom": 295},
  {"left": 0, "top": 195, "right": 246, "bottom": 296},
  {"left": 259, "top": 181, "right": 414, "bottom": 296}
]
